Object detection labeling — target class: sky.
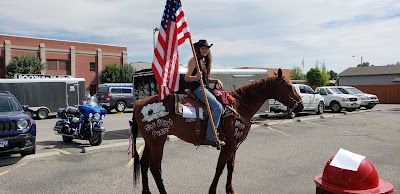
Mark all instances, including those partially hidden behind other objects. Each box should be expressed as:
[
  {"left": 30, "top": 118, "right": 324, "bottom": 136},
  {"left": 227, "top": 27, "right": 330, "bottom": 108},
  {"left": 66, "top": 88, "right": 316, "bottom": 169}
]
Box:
[{"left": 1, "top": 0, "right": 400, "bottom": 74}]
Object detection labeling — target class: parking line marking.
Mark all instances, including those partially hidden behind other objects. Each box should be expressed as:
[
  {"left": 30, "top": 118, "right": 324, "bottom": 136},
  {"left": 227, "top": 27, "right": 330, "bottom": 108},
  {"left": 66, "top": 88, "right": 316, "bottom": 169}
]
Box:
[
  {"left": 0, "top": 162, "right": 28, "bottom": 176},
  {"left": 126, "top": 144, "right": 144, "bottom": 169},
  {"left": 303, "top": 120, "right": 324, "bottom": 127},
  {"left": 53, "top": 148, "right": 71, "bottom": 155},
  {"left": 266, "top": 127, "right": 290, "bottom": 137}
]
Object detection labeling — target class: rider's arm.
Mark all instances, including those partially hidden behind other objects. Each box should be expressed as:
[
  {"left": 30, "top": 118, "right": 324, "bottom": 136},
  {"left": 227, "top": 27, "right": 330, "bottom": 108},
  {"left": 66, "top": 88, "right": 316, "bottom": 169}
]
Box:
[
  {"left": 184, "top": 58, "right": 201, "bottom": 82},
  {"left": 208, "top": 77, "right": 223, "bottom": 89}
]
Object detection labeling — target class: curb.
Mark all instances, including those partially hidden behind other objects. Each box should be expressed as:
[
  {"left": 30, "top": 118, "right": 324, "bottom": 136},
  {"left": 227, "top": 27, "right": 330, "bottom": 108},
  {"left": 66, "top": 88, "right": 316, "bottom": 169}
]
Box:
[
  {"left": 20, "top": 151, "right": 61, "bottom": 162},
  {"left": 295, "top": 108, "right": 381, "bottom": 122},
  {"left": 253, "top": 108, "right": 381, "bottom": 126}
]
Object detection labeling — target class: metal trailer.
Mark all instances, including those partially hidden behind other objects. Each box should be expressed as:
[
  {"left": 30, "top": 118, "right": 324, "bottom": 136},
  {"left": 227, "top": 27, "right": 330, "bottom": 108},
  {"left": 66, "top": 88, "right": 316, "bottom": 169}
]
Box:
[
  {"left": 0, "top": 78, "right": 85, "bottom": 119},
  {"left": 132, "top": 68, "right": 270, "bottom": 113}
]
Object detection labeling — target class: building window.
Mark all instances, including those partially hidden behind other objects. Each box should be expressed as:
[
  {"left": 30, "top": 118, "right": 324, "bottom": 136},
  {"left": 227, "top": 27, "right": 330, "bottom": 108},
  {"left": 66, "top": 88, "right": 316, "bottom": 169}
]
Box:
[
  {"left": 59, "top": 60, "right": 69, "bottom": 71},
  {"left": 47, "top": 60, "right": 58, "bottom": 70},
  {"left": 90, "top": 62, "right": 96, "bottom": 72},
  {"left": 46, "top": 60, "right": 70, "bottom": 71}
]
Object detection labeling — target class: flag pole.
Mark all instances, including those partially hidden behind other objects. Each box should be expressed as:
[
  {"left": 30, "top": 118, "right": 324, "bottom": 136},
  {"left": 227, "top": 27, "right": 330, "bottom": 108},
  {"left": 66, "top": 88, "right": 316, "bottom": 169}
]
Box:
[
  {"left": 178, "top": 2, "right": 220, "bottom": 148},
  {"left": 188, "top": 38, "right": 220, "bottom": 148}
]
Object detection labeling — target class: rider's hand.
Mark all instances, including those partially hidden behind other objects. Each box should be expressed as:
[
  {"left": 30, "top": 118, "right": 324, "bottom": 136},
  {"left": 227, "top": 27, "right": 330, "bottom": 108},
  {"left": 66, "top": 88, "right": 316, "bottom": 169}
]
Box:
[
  {"left": 195, "top": 71, "right": 202, "bottom": 81},
  {"left": 216, "top": 79, "right": 223, "bottom": 89}
]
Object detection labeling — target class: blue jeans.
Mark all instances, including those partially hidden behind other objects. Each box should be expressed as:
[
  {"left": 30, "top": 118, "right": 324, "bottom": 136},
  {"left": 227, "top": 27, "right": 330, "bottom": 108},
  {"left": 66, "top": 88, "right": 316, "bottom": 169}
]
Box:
[{"left": 193, "top": 86, "right": 223, "bottom": 141}]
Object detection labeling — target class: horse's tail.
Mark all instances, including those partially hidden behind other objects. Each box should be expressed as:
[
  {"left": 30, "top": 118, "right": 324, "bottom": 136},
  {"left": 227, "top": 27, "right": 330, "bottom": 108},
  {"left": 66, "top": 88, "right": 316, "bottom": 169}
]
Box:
[{"left": 130, "top": 112, "right": 140, "bottom": 187}]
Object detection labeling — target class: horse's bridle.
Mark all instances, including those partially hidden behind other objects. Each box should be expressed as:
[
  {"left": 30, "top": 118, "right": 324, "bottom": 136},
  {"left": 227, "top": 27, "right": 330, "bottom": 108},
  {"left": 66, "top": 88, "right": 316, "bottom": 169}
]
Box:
[{"left": 287, "top": 95, "right": 302, "bottom": 114}]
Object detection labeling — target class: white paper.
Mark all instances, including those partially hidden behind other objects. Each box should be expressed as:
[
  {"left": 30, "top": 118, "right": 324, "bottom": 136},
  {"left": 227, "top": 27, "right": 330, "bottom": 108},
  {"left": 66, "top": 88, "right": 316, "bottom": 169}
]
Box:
[
  {"left": 182, "top": 106, "right": 203, "bottom": 119},
  {"left": 329, "top": 148, "right": 366, "bottom": 171}
]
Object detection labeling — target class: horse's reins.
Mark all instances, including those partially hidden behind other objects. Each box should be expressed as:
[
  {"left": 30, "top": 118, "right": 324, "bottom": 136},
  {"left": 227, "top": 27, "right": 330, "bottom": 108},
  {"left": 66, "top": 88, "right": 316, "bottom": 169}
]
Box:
[
  {"left": 250, "top": 94, "right": 301, "bottom": 126},
  {"left": 230, "top": 90, "right": 262, "bottom": 113}
]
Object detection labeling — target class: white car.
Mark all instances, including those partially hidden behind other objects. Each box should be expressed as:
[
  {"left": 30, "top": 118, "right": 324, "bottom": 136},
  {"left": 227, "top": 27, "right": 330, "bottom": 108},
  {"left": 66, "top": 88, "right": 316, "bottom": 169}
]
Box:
[
  {"left": 332, "top": 86, "right": 379, "bottom": 109},
  {"left": 269, "top": 84, "right": 325, "bottom": 118},
  {"left": 315, "top": 86, "right": 361, "bottom": 113}
]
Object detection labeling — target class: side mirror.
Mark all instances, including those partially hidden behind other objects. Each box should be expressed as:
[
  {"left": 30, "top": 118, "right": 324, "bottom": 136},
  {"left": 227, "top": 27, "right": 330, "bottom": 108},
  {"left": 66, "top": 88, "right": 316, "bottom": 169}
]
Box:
[{"left": 22, "top": 105, "right": 29, "bottom": 111}]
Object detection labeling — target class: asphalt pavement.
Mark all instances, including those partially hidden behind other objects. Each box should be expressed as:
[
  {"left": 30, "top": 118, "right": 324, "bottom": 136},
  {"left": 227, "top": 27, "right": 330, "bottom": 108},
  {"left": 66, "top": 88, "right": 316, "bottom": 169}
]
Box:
[{"left": 0, "top": 104, "right": 399, "bottom": 193}]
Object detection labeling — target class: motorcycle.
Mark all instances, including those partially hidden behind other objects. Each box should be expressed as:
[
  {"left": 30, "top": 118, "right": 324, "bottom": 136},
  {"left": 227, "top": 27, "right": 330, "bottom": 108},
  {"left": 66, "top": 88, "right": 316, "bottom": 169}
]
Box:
[{"left": 53, "top": 96, "right": 106, "bottom": 146}]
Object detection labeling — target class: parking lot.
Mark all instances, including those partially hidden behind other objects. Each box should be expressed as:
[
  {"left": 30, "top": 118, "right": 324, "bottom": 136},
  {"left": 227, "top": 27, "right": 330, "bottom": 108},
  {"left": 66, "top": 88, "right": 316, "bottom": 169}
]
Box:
[
  {"left": 0, "top": 104, "right": 399, "bottom": 193},
  {"left": 20, "top": 105, "right": 387, "bottom": 157}
]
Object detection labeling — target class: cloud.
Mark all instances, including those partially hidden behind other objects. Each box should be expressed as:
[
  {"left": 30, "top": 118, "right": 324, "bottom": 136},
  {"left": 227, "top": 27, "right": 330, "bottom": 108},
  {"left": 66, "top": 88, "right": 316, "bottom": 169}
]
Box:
[{"left": 1, "top": 0, "right": 400, "bottom": 73}]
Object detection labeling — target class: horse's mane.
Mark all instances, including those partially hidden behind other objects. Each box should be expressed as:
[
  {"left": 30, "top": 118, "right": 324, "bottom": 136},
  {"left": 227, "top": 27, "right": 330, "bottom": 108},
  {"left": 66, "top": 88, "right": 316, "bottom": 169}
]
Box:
[
  {"left": 230, "top": 75, "right": 283, "bottom": 98},
  {"left": 229, "top": 74, "right": 290, "bottom": 114}
]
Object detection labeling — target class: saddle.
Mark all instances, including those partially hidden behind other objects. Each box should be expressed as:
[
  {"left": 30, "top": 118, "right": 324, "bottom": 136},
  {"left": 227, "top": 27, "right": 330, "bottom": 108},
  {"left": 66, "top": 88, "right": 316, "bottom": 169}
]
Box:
[{"left": 175, "top": 89, "right": 251, "bottom": 146}]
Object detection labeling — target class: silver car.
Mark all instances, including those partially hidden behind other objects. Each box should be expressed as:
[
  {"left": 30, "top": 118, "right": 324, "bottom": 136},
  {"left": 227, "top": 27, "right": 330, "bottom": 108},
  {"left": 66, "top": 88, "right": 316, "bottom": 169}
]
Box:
[{"left": 332, "top": 86, "right": 379, "bottom": 109}]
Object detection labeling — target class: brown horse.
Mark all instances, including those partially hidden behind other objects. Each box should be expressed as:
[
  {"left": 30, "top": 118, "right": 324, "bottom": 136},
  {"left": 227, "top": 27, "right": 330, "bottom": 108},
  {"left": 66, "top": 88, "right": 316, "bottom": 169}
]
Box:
[{"left": 131, "top": 69, "right": 303, "bottom": 194}]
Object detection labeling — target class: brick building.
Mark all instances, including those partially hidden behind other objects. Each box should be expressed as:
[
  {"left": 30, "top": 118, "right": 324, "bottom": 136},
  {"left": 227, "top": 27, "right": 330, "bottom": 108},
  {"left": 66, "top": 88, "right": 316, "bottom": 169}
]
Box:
[{"left": 0, "top": 34, "right": 128, "bottom": 94}]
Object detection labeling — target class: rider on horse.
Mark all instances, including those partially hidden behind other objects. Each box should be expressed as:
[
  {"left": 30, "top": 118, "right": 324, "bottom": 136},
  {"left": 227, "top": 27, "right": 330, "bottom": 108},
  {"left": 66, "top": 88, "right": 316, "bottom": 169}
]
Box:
[{"left": 184, "top": 39, "right": 226, "bottom": 147}]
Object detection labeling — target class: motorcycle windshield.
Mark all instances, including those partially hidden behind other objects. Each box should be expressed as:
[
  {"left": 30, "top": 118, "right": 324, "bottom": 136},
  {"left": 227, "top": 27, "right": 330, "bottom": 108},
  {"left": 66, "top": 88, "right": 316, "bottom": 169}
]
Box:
[{"left": 79, "top": 96, "right": 106, "bottom": 115}]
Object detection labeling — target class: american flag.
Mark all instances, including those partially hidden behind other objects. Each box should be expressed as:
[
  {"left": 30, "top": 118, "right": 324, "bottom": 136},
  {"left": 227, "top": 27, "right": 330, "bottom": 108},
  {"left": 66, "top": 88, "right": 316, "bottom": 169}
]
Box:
[{"left": 152, "top": 0, "right": 191, "bottom": 101}]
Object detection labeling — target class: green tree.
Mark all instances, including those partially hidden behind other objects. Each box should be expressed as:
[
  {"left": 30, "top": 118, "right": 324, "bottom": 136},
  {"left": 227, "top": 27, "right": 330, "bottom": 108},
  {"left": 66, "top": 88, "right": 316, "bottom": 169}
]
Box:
[
  {"left": 320, "top": 64, "right": 330, "bottom": 86},
  {"left": 306, "top": 67, "right": 322, "bottom": 86},
  {"left": 357, "top": 62, "right": 372, "bottom": 67},
  {"left": 305, "top": 60, "right": 330, "bottom": 86},
  {"left": 6, "top": 54, "right": 46, "bottom": 78},
  {"left": 101, "top": 64, "right": 121, "bottom": 83},
  {"left": 119, "top": 63, "right": 135, "bottom": 83},
  {"left": 290, "top": 66, "right": 305, "bottom": 80},
  {"left": 329, "top": 70, "right": 338, "bottom": 80}
]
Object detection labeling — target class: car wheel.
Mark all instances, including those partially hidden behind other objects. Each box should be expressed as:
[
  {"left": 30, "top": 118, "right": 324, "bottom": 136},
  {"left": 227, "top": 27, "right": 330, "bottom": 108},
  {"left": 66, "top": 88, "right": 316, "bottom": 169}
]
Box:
[
  {"left": 25, "top": 110, "right": 34, "bottom": 118},
  {"left": 316, "top": 101, "right": 324, "bottom": 115},
  {"left": 345, "top": 108, "right": 353, "bottom": 112},
  {"left": 330, "top": 101, "right": 342, "bottom": 113},
  {"left": 366, "top": 104, "right": 375, "bottom": 109},
  {"left": 21, "top": 143, "right": 36, "bottom": 156},
  {"left": 115, "top": 101, "right": 126, "bottom": 112},
  {"left": 36, "top": 109, "right": 49, "bottom": 119}
]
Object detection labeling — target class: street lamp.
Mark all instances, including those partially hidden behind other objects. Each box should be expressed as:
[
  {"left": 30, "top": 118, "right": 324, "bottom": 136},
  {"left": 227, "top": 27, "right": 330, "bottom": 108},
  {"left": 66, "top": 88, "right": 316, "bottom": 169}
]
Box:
[
  {"left": 352, "top": 55, "right": 363, "bottom": 66},
  {"left": 153, "top": 27, "right": 159, "bottom": 50}
]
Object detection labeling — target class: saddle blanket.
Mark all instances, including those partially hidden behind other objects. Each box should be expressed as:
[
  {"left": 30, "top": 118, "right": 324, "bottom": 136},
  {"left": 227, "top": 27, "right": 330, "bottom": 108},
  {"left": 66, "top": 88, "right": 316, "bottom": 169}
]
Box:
[
  {"left": 182, "top": 105, "right": 204, "bottom": 119},
  {"left": 175, "top": 94, "right": 206, "bottom": 121}
]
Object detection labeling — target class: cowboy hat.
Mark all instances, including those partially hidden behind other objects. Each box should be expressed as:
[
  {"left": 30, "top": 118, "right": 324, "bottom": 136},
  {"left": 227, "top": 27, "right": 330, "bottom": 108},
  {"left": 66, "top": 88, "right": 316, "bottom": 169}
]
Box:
[{"left": 193, "top": 39, "right": 213, "bottom": 48}]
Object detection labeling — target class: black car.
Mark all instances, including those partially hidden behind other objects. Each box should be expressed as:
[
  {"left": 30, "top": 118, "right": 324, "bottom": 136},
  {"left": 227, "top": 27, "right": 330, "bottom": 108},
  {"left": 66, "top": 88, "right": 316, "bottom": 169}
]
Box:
[{"left": 0, "top": 91, "right": 36, "bottom": 156}]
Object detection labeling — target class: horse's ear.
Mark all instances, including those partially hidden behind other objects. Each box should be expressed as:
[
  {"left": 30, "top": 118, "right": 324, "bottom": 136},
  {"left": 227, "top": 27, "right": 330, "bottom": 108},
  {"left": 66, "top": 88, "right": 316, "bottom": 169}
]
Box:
[{"left": 278, "top": 68, "right": 282, "bottom": 78}]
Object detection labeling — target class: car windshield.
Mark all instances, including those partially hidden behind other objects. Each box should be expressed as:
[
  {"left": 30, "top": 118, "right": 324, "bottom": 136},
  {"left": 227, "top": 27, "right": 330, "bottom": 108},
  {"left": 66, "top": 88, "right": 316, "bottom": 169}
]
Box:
[
  {"left": 347, "top": 87, "right": 364, "bottom": 94},
  {"left": 0, "top": 96, "right": 22, "bottom": 113},
  {"left": 338, "top": 88, "right": 350, "bottom": 94},
  {"left": 329, "top": 88, "right": 343, "bottom": 94}
]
